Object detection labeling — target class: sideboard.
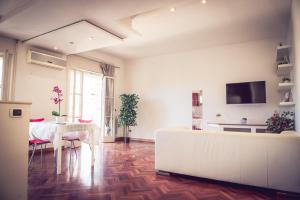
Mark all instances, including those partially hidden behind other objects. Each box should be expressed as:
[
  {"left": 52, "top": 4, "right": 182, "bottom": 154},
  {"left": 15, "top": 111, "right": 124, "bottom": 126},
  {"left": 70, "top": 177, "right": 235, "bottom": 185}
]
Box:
[{"left": 207, "top": 122, "right": 267, "bottom": 133}]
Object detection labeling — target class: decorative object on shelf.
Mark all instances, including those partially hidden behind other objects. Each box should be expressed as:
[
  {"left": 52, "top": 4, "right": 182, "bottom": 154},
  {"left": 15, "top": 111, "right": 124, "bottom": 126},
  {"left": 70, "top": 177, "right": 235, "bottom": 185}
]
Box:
[
  {"left": 277, "top": 56, "right": 290, "bottom": 65},
  {"left": 240, "top": 117, "right": 247, "bottom": 124},
  {"left": 192, "top": 92, "right": 202, "bottom": 106},
  {"left": 283, "top": 55, "right": 290, "bottom": 64},
  {"left": 51, "top": 85, "right": 64, "bottom": 123},
  {"left": 266, "top": 111, "right": 295, "bottom": 133},
  {"left": 283, "top": 91, "right": 292, "bottom": 102},
  {"left": 282, "top": 77, "right": 291, "bottom": 83},
  {"left": 118, "top": 94, "right": 139, "bottom": 143}
]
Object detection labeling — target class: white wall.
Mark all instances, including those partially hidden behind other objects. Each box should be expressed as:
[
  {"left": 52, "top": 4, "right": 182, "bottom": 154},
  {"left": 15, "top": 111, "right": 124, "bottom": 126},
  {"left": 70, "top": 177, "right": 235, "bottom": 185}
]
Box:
[
  {"left": 292, "top": 0, "right": 300, "bottom": 131},
  {"left": 125, "top": 38, "right": 282, "bottom": 139},
  {"left": 14, "top": 43, "right": 67, "bottom": 120}
]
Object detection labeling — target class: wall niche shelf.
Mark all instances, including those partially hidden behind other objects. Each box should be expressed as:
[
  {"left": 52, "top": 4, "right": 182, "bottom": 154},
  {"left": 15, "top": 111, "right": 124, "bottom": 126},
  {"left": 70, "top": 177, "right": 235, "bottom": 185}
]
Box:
[
  {"left": 192, "top": 90, "right": 203, "bottom": 130},
  {"left": 278, "top": 82, "right": 294, "bottom": 91},
  {"left": 279, "top": 102, "right": 295, "bottom": 107},
  {"left": 275, "top": 44, "right": 295, "bottom": 108}
]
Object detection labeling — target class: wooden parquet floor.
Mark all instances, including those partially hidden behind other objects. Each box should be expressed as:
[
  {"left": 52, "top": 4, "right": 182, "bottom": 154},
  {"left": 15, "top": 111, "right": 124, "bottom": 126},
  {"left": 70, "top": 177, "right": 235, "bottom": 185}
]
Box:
[{"left": 28, "top": 141, "right": 300, "bottom": 200}]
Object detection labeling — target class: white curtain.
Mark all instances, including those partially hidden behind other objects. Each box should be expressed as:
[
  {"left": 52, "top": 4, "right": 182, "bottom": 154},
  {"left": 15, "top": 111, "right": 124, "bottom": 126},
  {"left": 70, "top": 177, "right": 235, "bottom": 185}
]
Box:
[{"left": 101, "top": 63, "right": 115, "bottom": 141}]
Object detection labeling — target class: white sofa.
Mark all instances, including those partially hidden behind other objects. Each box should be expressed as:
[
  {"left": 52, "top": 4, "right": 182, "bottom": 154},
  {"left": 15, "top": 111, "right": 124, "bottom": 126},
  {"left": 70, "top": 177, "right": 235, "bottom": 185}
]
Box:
[{"left": 155, "top": 128, "right": 300, "bottom": 193}]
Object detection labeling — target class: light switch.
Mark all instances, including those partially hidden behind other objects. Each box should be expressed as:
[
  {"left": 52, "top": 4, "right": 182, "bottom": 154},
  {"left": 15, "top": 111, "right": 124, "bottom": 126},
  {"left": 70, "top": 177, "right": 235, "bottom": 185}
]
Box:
[{"left": 9, "top": 108, "right": 22, "bottom": 118}]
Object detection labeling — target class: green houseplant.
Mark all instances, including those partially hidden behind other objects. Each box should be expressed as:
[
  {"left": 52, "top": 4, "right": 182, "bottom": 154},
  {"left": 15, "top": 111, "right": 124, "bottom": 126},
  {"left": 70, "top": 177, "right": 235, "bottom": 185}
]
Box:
[
  {"left": 266, "top": 111, "right": 295, "bottom": 133},
  {"left": 118, "top": 94, "right": 139, "bottom": 143}
]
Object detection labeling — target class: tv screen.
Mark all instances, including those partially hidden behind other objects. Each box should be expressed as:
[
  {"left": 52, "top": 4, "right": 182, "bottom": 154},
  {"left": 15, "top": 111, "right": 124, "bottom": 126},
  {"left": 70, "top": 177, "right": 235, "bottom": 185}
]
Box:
[{"left": 226, "top": 81, "right": 266, "bottom": 104}]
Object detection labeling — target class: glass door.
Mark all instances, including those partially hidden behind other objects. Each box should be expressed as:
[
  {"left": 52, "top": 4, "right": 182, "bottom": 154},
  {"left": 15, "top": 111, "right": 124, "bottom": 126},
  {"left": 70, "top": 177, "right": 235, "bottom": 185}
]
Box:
[{"left": 82, "top": 73, "right": 102, "bottom": 127}]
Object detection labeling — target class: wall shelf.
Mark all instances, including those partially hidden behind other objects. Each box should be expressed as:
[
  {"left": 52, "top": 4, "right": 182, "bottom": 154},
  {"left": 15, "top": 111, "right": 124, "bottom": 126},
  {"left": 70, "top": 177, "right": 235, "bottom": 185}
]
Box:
[
  {"left": 278, "top": 82, "right": 294, "bottom": 91},
  {"left": 279, "top": 102, "right": 295, "bottom": 107},
  {"left": 277, "top": 64, "right": 293, "bottom": 75}
]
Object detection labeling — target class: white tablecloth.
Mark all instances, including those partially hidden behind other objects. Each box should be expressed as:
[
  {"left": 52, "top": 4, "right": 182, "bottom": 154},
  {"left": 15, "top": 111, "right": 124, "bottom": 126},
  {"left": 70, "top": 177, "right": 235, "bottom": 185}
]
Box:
[{"left": 29, "top": 122, "right": 97, "bottom": 148}]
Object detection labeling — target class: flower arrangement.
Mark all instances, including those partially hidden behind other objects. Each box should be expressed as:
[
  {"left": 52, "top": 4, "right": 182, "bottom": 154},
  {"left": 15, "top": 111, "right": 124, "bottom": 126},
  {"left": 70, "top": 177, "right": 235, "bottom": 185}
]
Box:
[
  {"left": 51, "top": 86, "right": 63, "bottom": 116},
  {"left": 266, "top": 111, "right": 295, "bottom": 133}
]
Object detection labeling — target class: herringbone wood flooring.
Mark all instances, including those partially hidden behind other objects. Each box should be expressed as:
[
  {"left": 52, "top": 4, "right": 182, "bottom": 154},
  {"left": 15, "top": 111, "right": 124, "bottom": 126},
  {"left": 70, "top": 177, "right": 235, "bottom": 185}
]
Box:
[{"left": 28, "top": 141, "right": 300, "bottom": 200}]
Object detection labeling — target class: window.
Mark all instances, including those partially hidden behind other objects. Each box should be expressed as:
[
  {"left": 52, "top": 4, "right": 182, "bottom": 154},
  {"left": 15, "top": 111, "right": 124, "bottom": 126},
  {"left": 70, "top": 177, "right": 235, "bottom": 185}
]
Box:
[
  {"left": 0, "top": 55, "right": 3, "bottom": 100},
  {"left": 68, "top": 69, "right": 102, "bottom": 126}
]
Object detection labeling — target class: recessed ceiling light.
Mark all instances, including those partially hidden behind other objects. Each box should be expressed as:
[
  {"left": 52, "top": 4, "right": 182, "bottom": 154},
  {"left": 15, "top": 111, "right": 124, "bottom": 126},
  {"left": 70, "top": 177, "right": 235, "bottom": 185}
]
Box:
[
  {"left": 202, "top": 0, "right": 207, "bottom": 4},
  {"left": 53, "top": 46, "right": 58, "bottom": 50},
  {"left": 88, "top": 37, "right": 94, "bottom": 41},
  {"left": 170, "top": 7, "right": 176, "bottom": 12}
]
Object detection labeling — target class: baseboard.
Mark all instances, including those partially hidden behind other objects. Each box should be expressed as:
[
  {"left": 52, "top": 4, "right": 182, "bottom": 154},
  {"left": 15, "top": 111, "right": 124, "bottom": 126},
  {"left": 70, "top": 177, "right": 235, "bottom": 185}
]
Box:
[
  {"left": 115, "top": 137, "right": 155, "bottom": 143},
  {"left": 131, "top": 137, "right": 155, "bottom": 143},
  {"left": 156, "top": 170, "right": 171, "bottom": 176}
]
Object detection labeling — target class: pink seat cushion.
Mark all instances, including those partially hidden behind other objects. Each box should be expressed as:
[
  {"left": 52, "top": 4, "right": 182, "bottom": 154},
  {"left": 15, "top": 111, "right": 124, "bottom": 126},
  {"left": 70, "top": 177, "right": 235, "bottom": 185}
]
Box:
[
  {"left": 29, "top": 139, "right": 50, "bottom": 145},
  {"left": 78, "top": 119, "right": 92, "bottom": 123},
  {"left": 30, "top": 118, "right": 45, "bottom": 122}
]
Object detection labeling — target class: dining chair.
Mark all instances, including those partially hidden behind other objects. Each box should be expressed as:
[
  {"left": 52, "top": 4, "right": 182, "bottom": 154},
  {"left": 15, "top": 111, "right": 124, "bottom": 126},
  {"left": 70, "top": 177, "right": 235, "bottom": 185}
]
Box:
[
  {"left": 28, "top": 118, "right": 51, "bottom": 167},
  {"left": 62, "top": 119, "right": 92, "bottom": 159}
]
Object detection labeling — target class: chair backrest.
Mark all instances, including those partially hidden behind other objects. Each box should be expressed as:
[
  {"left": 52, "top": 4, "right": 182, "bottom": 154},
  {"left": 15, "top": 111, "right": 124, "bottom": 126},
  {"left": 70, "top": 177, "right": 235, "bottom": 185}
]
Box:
[
  {"left": 30, "top": 118, "right": 45, "bottom": 122},
  {"left": 78, "top": 119, "right": 92, "bottom": 123}
]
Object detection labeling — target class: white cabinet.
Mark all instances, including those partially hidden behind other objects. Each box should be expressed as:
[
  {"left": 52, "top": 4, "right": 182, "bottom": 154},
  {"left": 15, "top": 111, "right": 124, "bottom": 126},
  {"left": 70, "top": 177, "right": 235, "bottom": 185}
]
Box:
[{"left": 207, "top": 123, "right": 267, "bottom": 133}]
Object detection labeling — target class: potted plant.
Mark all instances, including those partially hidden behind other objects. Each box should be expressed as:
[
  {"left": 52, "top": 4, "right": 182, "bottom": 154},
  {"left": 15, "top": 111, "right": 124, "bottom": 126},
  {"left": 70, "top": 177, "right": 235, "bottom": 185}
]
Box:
[
  {"left": 118, "top": 94, "right": 139, "bottom": 143},
  {"left": 266, "top": 111, "right": 294, "bottom": 133},
  {"left": 51, "top": 85, "right": 64, "bottom": 123}
]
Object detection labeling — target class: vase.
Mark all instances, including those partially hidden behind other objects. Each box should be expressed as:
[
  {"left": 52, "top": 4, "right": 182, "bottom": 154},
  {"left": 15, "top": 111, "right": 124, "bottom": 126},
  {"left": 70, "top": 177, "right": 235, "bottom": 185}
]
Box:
[{"left": 55, "top": 116, "right": 65, "bottom": 124}]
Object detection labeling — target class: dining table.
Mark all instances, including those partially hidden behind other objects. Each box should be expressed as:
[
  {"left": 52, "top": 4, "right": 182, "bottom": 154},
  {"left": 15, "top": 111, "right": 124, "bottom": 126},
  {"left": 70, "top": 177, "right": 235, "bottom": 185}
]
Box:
[{"left": 29, "top": 121, "right": 97, "bottom": 174}]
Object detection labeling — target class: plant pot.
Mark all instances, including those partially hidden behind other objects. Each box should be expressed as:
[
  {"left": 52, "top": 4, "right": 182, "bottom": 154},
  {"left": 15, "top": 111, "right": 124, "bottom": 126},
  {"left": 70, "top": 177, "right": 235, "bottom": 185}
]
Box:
[
  {"left": 55, "top": 116, "right": 65, "bottom": 124},
  {"left": 124, "top": 137, "right": 130, "bottom": 144}
]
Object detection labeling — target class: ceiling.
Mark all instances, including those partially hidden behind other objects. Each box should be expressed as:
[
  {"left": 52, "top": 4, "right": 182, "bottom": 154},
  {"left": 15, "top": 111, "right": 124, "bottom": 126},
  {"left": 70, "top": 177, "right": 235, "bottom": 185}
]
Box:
[{"left": 0, "top": 0, "right": 292, "bottom": 60}]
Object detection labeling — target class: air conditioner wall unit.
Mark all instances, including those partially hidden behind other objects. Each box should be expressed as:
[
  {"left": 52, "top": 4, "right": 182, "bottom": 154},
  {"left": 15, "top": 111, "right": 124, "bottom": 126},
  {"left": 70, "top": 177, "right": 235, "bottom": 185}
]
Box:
[{"left": 27, "top": 50, "right": 67, "bottom": 70}]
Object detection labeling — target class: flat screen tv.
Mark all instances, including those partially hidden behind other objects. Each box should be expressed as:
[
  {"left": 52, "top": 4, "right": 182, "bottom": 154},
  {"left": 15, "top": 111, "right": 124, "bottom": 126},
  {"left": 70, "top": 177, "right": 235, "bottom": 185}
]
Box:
[{"left": 226, "top": 81, "right": 266, "bottom": 104}]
